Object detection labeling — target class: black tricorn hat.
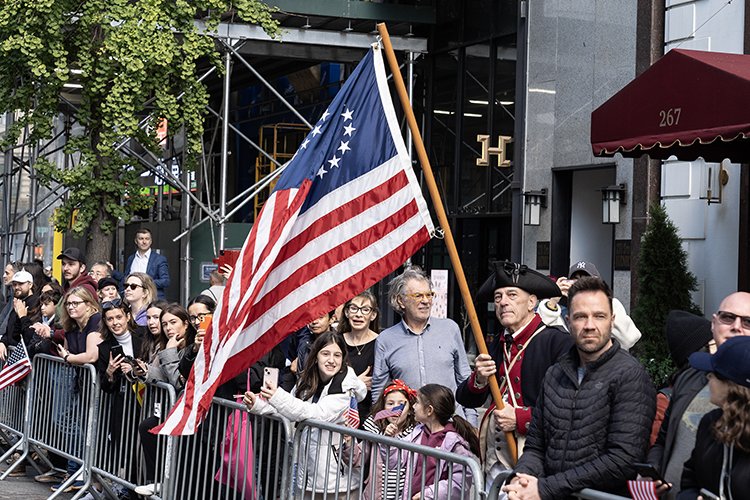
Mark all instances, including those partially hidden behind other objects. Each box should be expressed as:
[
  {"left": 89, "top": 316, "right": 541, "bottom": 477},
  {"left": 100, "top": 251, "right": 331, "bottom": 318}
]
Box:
[{"left": 476, "top": 261, "right": 561, "bottom": 302}]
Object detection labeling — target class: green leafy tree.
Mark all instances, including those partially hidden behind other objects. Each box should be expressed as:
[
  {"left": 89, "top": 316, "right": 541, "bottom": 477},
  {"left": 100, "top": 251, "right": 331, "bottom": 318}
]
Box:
[
  {"left": 632, "top": 202, "right": 702, "bottom": 385},
  {"left": 0, "top": 0, "right": 280, "bottom": 262}
]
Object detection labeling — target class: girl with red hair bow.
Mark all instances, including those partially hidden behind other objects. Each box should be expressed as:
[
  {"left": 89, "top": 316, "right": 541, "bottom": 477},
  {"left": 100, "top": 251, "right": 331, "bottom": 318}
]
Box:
[{"left": 342, "top": 379, "right": 417, "bottom": 500}]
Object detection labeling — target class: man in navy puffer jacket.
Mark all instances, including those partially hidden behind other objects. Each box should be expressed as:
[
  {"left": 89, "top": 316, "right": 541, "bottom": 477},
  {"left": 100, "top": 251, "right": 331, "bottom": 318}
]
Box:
[{"left": 504, "top": 276, "right": 656, "bottom": 500}]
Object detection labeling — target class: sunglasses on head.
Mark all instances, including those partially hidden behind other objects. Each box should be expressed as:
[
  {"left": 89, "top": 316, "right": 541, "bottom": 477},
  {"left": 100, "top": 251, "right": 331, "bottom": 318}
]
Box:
[{"left": 103, "top": 298, "right": 129, "bottom": 311}]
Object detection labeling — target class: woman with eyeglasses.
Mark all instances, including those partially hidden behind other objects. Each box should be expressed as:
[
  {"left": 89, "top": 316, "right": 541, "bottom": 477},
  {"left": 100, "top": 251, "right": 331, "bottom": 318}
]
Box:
[
  {"left": 338, "top": 290, "right": 379, "bottom": 426},
  {"left": 187, "top": 295, "right": 216, "bottom": 355},
  {"left": 56, "top": 287, "right": 103, "bottom": 365},
  {"left": 678, "top": 335, "right": 750, "bottom": 500},
  {"left": 123, "top": 272, "right": 158, "bottom": 326},
  {"left": 50, "top": 287, "right": 103, "bottom": 493}
]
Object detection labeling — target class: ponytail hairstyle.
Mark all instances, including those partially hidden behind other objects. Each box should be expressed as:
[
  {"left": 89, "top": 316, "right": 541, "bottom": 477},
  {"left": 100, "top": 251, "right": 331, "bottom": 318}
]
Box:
[
  {"left": 369, "top": 379, "right": 417, "bottom": 433},
  {"left": 417, "top": 384, "right": 480, "bottom": 457},
  {"left": 296, "top": 331, "right": 350, "bottom": 402},
  {"left": 187, "top": 294, "right": 217, "bottom": 313}
]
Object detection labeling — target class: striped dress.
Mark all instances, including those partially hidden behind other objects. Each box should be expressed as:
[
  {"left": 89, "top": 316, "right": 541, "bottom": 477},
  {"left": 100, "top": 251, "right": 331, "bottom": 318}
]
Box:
[{"left": 361, "top": 416, "right": 414, "bottom": 500}]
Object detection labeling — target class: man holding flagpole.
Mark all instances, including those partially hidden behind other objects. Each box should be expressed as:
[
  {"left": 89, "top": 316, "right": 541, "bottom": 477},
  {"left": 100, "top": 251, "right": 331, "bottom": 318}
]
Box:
[
  {"left": 155, "top": 42, "right": 435, "bottom": 436},
  {"left": 456, "top": 261, "right": 572, "bottom": 488}
]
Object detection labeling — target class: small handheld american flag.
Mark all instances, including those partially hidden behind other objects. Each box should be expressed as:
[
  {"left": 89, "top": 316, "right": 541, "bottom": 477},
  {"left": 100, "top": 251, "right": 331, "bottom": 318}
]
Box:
[
  {"left": 345, "top": 390, "right": 360, "bottom": 428},
  {"left": 627, "top": 480, "right": 659, "bottom": 500},
  {"left": 0, "top": 340, "right": 32, "bottom": 391},
  {"left": 374, "top": 402, "right": 405, "bottom": 422}
]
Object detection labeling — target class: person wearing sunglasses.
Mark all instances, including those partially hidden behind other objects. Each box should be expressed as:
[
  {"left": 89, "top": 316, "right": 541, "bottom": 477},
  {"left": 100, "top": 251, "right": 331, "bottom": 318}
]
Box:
[
  {"left": 371, "top": 266, "right": 476, "bottom": 426},
  {"left": 646, "top": 292, "right": 750, "bottom": 498},
  {"left": 122, "top": 272, "right": 158, "bottom": 326}
]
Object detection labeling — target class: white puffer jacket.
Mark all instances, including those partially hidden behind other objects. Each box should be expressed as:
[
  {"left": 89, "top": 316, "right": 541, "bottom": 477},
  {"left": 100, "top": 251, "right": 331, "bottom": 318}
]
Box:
[
  {"left": 538, "top": 297, "right": 641, "bottom": 350},
  {"left": 250, "top": 366, "right": 367, "bottom": 493}
]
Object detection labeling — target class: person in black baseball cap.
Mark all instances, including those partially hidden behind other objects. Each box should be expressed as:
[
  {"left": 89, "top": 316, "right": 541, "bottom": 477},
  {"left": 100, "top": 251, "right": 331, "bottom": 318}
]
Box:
[
  {"left": 537, "top": 260, "right": 642, "bottom": 350},
  {"left": 56, "top": 248, "right": 98, "bottom": 300},
  {"left": 457, "top": 261, "right": 573, "bottom": 485},
  {"left": 679, "top": 336, "right": 750, "bottom": 499}
]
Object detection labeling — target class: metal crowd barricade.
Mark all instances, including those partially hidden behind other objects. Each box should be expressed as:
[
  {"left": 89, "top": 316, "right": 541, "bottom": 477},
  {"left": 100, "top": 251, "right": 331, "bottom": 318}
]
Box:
[
  {"left": 293, "top": 419, "right": 484, "bottom": 500},
  {"left": 90, "top": 377, "right": 177, "bottom": 500},
  {"left": 168, "top": 396, "right": 294, "bottom": 500},
  {"left": 486, "top": 469, "right": 631, "bottom": 500},
  {"left": 27, "top": 353, "right": 100, "bottom": 499},
  {"left": 0, "top": 346, "right": 44, "bottom": 479}
]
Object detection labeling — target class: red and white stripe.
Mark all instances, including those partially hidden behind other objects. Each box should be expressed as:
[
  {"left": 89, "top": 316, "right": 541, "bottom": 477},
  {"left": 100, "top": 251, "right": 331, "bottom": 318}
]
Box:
[
  {"left": 0, "top": 341, "right": 31, "bottom": 391},
  {"left": 627, "top": 480, "right": 660, "bottom": 500},
  {"left": 156, "top": 48, "right": 434, "bottom": 435}
]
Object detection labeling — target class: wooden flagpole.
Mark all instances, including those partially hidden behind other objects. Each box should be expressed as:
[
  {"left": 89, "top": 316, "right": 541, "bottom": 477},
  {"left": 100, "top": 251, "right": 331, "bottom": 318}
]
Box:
[{"left": 377, "top": 23, "right": 518, "bottom": 465}]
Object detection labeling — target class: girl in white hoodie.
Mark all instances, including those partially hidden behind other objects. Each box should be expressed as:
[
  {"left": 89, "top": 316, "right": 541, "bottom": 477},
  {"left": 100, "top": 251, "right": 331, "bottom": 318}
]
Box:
[{"left": 244, "top": 330, "right": 367, "bottom": 500}]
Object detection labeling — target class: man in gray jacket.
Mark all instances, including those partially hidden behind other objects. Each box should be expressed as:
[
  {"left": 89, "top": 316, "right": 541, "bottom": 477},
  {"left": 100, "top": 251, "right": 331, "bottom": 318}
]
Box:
[{"left": 503, "top": 276, "right": 656, "bottom": 500}]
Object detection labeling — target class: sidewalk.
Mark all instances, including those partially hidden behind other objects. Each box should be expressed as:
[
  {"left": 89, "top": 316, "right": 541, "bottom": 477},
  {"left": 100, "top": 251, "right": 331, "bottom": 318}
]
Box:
[{"left": 0, "top": 468, "right": 74, "bottom": 500}]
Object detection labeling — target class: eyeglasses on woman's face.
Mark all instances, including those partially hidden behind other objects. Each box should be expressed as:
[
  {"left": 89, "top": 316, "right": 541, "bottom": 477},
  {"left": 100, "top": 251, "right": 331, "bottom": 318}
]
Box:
[
  {"left": 124, "top": 283, "right": 144, "bottom": 291},
  {"left": 346, "top": 304, "right": 373, "bottom": 315}
]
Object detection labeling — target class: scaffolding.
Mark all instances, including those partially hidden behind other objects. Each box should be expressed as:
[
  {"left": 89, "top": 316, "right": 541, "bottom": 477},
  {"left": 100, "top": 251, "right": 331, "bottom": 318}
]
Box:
[{"left": 0, "top": 15, "right": 428, "bottom": 303}]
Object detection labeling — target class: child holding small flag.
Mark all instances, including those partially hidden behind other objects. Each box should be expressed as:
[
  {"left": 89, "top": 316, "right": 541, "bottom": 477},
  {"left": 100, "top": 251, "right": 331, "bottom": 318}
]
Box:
[
  {"left": 387, "top": 384, "right": 478, "bottom": 500},
  {"left": 342, "top": 379, "right": 417, "bottom": 500}
]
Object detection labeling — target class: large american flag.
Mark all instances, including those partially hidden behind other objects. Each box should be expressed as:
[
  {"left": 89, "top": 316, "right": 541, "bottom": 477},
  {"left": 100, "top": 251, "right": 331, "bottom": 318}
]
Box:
[
  {"left": 0, "top": 340, "right": 31, "bottom": 391},
  {"left": 156, "top": 44, "right": 435, "bottom": 435}
]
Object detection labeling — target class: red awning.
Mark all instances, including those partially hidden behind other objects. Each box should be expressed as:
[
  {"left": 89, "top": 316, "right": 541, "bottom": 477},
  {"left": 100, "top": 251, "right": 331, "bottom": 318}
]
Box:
[{"left": 591, "top": 49, "right": 750, "bottom": 163}]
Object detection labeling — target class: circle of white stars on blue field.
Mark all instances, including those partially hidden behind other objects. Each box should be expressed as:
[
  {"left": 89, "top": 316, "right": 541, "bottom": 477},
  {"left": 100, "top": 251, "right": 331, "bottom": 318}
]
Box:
[{"left": 295, "top": 106, "right": 356, "bottom": 180}]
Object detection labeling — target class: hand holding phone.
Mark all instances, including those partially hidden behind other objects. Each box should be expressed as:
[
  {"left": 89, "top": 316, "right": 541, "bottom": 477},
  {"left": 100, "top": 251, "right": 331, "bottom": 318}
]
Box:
[
  {"left": 259, "top": 367, "right": 279, "bottom": 401},
  {"left": 263, "top": 367, "right": 279, "bottom": 391},
  {"left": 633, "top": 463, "right": 671, "bottom": 490},
  {"left": 111, "top": 345, "right": 124, "bottom": 360}
]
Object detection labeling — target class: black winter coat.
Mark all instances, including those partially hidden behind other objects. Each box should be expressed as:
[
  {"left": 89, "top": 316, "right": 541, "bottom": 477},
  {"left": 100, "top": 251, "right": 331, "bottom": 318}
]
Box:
[
  {"left": 647, "top": 367, "right": 710, "bottom": 474},
  {"left": 514, "top": 340, "right": 657, "bottom": 500},
  {"left": 677, "top": 408, "right": 750, "bottom": 500}
]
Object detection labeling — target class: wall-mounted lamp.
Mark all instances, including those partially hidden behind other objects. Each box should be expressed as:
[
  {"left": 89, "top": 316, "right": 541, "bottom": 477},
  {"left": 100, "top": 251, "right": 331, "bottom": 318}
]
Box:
[
  {"left": 699, "top": 159, "right": 729, "bottom": 205},
  {"left": 600, "top": 183, "right": 627, "bottom": 224},
  {"left": 523, "top": 188, "right": 547, "bottom": 226}
]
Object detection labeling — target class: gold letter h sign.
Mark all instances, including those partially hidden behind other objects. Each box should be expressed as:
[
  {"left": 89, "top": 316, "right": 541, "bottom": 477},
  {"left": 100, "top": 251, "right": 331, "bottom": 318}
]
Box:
[{"left": 476, "top": 135, "right": 511, "bottom": 167}]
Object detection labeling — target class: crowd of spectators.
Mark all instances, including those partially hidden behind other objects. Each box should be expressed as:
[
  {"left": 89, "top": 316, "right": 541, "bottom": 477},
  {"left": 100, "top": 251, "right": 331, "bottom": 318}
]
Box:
[{"left": 2, "top": 250, "right": 749, "bottom": 500}]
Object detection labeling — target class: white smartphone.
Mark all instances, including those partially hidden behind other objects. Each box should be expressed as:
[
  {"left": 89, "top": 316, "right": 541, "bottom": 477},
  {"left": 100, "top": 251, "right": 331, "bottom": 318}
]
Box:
[{"left": 263, "top": 367, "right": 279, "bottom": 391}]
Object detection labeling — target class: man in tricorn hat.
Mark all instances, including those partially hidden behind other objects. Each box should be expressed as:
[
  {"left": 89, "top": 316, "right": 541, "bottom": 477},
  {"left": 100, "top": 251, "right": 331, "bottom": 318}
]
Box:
[{"left": 456, "top": 261, "right": 573, "bottom": 488}]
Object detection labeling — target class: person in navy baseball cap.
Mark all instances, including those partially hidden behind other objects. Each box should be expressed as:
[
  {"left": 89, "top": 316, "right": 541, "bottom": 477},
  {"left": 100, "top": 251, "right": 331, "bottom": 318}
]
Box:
[
  {"left": 689, "top": 335, "right": 750, "bottom": 389},
  {"left": 680, "top": 335, "right": 750, "bottom": 499}
]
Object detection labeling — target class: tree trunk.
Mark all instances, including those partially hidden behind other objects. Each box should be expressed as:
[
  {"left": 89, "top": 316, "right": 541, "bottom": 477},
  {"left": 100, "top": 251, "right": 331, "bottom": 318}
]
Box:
[{"left": 87, "top": 212, "right": 115, "bottom": 265}]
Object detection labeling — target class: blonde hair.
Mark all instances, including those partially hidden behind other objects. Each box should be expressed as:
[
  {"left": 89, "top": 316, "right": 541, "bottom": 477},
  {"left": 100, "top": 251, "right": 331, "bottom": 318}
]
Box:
[
  {"left": 61, "top": 287, "right": 101, "bottom": 333},
  {"left": 125, "top": 272, "right": 158, "bottom": 308}
]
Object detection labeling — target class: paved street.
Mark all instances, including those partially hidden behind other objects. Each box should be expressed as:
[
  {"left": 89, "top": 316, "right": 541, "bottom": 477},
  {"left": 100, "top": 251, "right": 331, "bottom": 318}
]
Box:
[{"left": 0, "top": 468, "right": 74, "bottom": 500}]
